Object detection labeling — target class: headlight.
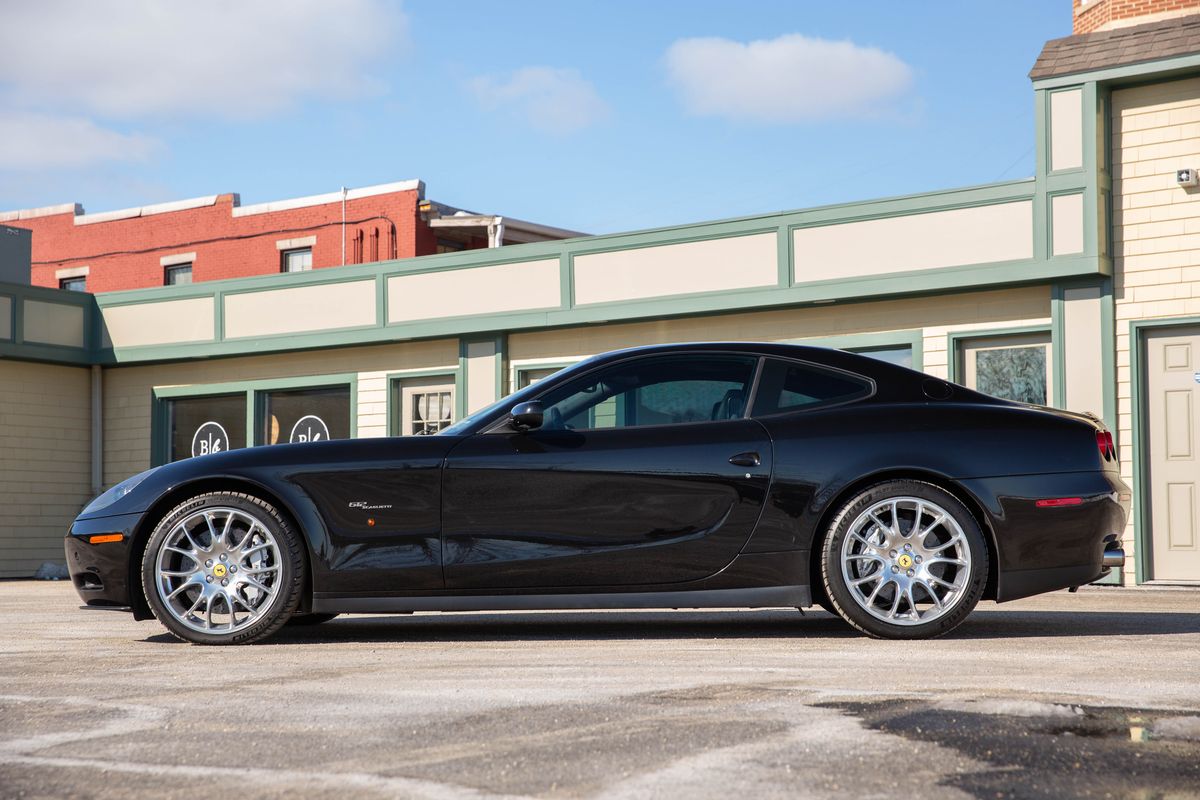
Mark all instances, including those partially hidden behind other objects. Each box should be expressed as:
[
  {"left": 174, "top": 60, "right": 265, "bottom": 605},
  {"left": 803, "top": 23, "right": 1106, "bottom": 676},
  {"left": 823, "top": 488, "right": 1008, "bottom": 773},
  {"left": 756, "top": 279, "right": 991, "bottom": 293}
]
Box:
[{"left": 82, "top": 468, "right": 156, "bottom": 515}]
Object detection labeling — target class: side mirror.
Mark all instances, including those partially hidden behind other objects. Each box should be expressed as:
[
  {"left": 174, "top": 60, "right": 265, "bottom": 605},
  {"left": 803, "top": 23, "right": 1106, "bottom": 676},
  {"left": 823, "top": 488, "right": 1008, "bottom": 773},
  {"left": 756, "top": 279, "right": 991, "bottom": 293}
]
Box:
[{"left": 510, "top": 401, "right": 544, "bottom": 432}]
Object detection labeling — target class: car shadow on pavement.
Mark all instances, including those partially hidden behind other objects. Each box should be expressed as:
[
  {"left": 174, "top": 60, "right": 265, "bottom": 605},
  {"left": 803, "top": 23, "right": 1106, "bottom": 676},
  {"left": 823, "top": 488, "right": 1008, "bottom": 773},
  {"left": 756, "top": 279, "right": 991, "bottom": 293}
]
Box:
[
  {"left": 954, "top": 609, "right": 1200, "bottom": 639},
  {"left": 140, "top": 608, "right": 1200, "bottom": 645}
]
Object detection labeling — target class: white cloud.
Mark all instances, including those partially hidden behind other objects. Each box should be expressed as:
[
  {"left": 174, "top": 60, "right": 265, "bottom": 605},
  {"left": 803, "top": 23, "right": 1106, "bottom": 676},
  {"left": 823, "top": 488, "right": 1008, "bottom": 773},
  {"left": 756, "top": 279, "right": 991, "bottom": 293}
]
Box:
[
  {"left": 0, "top": 0, "right": 405, "bottom": 120},
  {"left": 665, "top": 33, "right": 914, "bottom": 123},
  {"left": 470, "top": 67, "right": 609, "bottom": 135},
  {"left": 0, "top": 112, "right": 161, "bottom": 170},
  {"left": 0, "top": 0, "right": 404, "bottom": 172}
]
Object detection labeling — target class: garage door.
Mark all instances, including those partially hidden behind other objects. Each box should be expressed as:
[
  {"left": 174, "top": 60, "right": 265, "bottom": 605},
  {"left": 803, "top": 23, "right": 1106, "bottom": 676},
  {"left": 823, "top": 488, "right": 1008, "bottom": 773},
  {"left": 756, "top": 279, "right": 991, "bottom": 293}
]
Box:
[{"left": 1145, "top": 326, "right": 1200, "bottom": 582}]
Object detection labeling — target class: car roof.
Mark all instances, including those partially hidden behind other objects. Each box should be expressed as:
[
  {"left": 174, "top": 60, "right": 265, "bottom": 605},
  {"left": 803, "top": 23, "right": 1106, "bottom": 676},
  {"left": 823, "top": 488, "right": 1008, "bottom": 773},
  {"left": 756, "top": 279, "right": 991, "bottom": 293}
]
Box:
[
  {"left": 585, "top": 340, "right": 1018, "bottom": 407},
  {"left": 588, "top": 340, "right": 903, "bottom": 374}
]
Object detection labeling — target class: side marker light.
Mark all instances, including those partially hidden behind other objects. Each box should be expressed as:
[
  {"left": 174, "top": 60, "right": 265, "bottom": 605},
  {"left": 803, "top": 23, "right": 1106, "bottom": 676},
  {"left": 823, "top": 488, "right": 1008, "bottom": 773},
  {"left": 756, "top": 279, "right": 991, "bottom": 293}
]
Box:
[{"left": 1035, "top": 497, "right": 1083, "bottom": 508}]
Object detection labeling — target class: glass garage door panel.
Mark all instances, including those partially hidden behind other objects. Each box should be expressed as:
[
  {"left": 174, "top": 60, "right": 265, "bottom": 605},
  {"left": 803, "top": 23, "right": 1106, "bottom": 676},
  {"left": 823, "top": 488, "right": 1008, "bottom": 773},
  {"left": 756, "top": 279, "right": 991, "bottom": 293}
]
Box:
[
  {"left": 168, "top": 394, "right": 247, "bottom": 461},
  {"left": 262, "top": 386, "right": 351, "bottom": 445}
]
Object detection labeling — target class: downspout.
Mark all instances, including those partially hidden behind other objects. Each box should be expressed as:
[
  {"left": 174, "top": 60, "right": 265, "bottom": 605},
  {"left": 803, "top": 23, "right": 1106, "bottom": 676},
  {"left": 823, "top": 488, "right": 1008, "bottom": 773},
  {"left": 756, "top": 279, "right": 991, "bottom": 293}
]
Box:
[
  {"left": 340, "top": 186, "right": 348, "bottom": 266},
  {"left": 90, "top": 365, "right": 102, "bottom": 495}
]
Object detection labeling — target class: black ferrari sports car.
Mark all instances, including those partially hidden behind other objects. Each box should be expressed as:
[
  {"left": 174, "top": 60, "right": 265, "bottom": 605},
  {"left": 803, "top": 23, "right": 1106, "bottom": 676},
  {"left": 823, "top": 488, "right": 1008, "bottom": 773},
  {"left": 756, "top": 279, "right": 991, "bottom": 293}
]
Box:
[{"left": 66, "top": 342, "right": 1129, "bottom": 644}]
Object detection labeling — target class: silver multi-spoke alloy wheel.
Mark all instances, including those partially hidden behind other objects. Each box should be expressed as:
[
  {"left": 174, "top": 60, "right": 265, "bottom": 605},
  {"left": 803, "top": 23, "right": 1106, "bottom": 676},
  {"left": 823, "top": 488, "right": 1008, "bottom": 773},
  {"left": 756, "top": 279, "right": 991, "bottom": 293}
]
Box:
[
  {"left": 839, "top": 497, "right": 971, "bottom": 626},
  {"left": 154, "top": 507, "right": 282, "bottom": 634},
  {"left": 821, "top": 480, "right": 988, "bottom": 639}
]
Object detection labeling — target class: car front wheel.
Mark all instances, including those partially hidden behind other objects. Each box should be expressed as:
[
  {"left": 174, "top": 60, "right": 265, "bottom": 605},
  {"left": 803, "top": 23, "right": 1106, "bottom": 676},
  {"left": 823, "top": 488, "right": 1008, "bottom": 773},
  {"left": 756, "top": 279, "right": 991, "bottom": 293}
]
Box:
[
  {"left": 820, "top": 480, "right": 988, "bottom": 639},
  {"left": 141, "top": 492, "right": 304, "bottom": 645}
]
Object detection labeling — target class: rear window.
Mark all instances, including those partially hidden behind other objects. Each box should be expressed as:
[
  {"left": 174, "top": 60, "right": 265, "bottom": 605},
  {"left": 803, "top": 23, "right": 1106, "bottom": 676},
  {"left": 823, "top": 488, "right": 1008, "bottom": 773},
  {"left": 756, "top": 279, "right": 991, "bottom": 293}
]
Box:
[{"left": 751, "top": 358, "right": 872, "bottom": 416}]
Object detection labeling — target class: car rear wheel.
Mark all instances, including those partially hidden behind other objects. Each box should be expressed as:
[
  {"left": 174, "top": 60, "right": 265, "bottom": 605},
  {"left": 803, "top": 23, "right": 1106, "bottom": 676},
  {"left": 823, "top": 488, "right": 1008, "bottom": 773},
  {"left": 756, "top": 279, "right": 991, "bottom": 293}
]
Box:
[
  {"left": 141, "top": 492, "right": 304, "bottom": 645},
  {"left": 820, "top": 480, "right": 988, "bottom": 639}
]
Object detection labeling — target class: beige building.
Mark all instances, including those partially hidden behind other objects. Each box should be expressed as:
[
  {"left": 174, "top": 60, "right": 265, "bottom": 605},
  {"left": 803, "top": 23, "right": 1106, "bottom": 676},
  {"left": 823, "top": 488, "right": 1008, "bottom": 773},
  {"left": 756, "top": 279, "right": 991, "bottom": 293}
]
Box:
[{"left": 2, "top": 2, "right": 1199, "bottom": 585}]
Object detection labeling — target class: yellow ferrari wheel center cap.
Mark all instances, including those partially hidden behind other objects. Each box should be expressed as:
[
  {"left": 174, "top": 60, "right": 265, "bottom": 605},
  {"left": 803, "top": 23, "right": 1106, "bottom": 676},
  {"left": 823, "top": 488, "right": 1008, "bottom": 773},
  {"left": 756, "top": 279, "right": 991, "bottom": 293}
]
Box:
[
  {"left": 213, "top": 564, "right": 227, "bottom": 578},
  {"left": 897, "top": 554, "right": 914, "bottom": 569}
]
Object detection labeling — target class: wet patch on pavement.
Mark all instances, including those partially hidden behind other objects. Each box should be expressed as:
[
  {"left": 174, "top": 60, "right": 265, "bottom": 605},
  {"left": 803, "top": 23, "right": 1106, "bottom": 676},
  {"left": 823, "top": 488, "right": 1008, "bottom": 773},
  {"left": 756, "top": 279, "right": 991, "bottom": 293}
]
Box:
[{"left": 826, "top": 699, "right": 1200, "bottom": 799}]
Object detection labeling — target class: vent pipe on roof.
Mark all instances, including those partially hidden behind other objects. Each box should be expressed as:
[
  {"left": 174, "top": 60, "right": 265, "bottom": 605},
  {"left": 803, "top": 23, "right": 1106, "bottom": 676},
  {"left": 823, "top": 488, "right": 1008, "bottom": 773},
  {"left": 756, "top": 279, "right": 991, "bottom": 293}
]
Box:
[{"left": 487, "top": 217, "right": 505, "bottom": 248}]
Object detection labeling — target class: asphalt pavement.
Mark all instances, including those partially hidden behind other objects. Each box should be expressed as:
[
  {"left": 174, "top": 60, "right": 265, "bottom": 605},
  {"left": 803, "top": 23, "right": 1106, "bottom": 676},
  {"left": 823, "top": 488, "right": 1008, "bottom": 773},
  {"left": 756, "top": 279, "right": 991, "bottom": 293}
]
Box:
[{"left": 0, "top": 581, "right": 1198, "bottom": 799}]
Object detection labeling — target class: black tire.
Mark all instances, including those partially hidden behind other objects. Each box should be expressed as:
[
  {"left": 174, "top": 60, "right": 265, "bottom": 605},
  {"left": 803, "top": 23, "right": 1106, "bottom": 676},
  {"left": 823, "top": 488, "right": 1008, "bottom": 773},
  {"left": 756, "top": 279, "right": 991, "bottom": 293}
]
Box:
[
  {"left": 141, "top": 491, "right": 305, "bottom": 645},
  {"left": 820, "top": 480, "right": 988, "bottom": 640},
  {"left": 287, "top": 613, "right": 339, "bottom": 626}
]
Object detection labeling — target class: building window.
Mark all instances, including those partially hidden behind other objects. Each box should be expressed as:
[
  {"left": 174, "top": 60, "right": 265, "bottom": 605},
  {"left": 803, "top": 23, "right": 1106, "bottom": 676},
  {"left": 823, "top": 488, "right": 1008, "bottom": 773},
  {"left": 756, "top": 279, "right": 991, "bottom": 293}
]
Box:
[
  {"left": 164, "top": 264, "right": 193, "bottom": 286},
  {"left": 852, "top": 345, "right": 913, "bottom": 368},
  {"left": 435, "top": 238, "right": 465, "bottom": 255},
  {"left": 59, "top": 276, "right": 86, "bottom": 292},
  {"left": 166, "top": 394, "right": 247, "bottom": 461},
  {"left": 410, "top": 391, "right": 453, "bottom": 435},
  {"left": 261, "top": 385, "right": 351, "bottom": 445},
  {"left": 517, "top": 367, "right": 564, "bottom": 389},
  {"left": 958, "top": 332, "right": 1053, "bottom": 406},
  {"left": 392, "top": 376, "right": 455, "bottom": 436},
  {"left": 281, "top": 248, "right": 312, "bottom": 273}
]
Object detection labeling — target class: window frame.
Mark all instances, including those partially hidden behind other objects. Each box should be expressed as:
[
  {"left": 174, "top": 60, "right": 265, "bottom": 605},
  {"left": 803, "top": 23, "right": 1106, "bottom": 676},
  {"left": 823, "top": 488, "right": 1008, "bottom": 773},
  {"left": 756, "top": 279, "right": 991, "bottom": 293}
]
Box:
[
  {"left": 59, "top": 276, "right": 87, "bottom": 292},
  {"left": 387, "top": 369, "right": 460, "bottom": 437},
  {"left": 749, "top": 356, "right": 876, "bottom": 419},
  {"left": 280, "top": 247, "right": 313, "bottom": 273},
  {"left": 163, "top": 263, "right": 193, "bottom": 286},
  {"left": 511, "top": 359, "right": 583, "bottom": 391},
  {"left": 161, "top": 390, "right": 249, "bottom": 462},
  {"left": 948, "top": 326, "right": 1055, "bottom": 406},
  {"left": 783, "top": 330, "right": 924, "bottom": 372},
  {"left": 151, "top": 373, "right": 358, "bottom": 465}
]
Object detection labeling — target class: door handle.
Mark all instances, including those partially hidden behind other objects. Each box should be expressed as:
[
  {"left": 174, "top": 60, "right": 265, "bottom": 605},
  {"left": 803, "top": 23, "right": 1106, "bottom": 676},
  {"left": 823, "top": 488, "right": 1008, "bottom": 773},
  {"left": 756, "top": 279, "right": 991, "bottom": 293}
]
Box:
[{"left": 728, "top": 452, "right": 761, "bottom": 468}]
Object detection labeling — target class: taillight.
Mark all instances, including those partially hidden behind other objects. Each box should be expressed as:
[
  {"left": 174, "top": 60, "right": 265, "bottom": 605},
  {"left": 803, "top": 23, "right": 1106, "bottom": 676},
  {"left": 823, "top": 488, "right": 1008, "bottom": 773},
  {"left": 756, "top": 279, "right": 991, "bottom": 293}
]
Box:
[{"left": 1096, "top": 430, "right": 1115, "bottom": 461}]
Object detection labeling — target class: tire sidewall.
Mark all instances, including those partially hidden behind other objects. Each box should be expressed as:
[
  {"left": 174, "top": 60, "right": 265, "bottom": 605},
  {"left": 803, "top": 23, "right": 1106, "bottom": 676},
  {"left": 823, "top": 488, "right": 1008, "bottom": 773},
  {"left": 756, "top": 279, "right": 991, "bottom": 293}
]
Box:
[
  {"left": 821, "top": 480, "right": 989, "bottom": 640},
  {"left": 141, "top": 492, "right": 304, "bottom": 645}
]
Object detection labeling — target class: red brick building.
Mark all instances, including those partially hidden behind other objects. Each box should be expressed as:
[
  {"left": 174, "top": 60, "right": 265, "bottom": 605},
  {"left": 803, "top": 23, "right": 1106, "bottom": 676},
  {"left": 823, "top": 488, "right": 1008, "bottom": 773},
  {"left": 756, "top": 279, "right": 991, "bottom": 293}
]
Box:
[
  {"left": 0, "top": 179, "right": 584, "bottom": 293},
  {"left": 1073, "top": 0, "right": 1200, "bottom": 33}
]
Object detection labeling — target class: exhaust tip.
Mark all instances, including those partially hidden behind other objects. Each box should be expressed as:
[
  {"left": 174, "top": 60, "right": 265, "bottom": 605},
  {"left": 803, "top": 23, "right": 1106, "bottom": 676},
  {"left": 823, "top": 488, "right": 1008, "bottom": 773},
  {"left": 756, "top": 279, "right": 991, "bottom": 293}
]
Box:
[{"left": 1103, "top": 547, "right": 1125, "bottom": 568}]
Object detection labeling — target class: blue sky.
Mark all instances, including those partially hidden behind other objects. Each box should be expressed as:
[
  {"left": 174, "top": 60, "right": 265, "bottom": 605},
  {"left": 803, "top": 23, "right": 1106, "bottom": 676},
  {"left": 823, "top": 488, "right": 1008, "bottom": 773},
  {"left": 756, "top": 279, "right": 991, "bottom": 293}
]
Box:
[{"left": 0, "top": 1, "right": 1070, "bottom": 234}]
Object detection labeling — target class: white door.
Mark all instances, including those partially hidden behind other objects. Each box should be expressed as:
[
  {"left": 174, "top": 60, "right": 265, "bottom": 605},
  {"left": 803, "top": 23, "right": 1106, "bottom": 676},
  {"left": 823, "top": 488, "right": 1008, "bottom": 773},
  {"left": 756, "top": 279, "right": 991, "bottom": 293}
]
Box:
[{"left": 1145, "top": 326, "right": 1200, "bottom": 581}]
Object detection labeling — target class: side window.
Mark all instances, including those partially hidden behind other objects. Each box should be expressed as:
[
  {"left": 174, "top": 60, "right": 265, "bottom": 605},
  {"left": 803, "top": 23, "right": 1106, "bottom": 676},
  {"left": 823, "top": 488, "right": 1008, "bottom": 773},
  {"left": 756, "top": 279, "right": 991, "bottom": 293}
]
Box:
[
  {"left": 537, "top": 355, "right": 758, "bottom": 431},
  {"left": 751, "top": 359, "right": 871, "bottom": 416}
]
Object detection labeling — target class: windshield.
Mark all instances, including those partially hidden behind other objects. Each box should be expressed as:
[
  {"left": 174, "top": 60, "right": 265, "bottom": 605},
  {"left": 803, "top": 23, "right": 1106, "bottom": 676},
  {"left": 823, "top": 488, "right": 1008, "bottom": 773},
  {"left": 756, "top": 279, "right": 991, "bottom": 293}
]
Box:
[{"left": 437, "top": 355, "right": 603, "bottom": 435}]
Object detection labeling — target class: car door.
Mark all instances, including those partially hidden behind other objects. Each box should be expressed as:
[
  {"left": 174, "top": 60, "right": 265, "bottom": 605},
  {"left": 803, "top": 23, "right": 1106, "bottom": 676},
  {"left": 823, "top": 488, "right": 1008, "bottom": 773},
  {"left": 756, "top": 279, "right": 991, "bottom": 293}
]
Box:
[{"left": 441, "top": 353, "right": 773, "bottom": 590}]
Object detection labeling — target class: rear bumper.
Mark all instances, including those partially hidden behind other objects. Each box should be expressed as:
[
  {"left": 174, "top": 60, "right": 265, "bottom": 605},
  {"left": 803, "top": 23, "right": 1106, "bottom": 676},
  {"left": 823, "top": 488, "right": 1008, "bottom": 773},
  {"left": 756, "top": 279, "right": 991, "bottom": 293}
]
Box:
[
  {"left": 64, "top": 511, "right": 144, "bottom": 611},
  {"left": 960, "top": 471, "right": 1130, "bottom": 602}
]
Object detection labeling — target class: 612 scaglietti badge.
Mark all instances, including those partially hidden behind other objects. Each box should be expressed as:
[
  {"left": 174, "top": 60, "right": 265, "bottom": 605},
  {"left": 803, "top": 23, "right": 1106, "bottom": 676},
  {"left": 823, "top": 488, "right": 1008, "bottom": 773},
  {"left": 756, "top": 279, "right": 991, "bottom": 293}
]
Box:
[{"left": 65, "top": 343, "right": 1129, "bottom": 644}]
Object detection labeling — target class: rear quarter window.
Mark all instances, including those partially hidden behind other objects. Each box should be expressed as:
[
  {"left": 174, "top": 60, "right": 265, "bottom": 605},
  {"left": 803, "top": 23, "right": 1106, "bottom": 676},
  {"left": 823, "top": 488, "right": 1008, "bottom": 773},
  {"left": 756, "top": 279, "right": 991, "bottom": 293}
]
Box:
[{"left": 751, "top": 358, "right": 873, "bottom": 416}]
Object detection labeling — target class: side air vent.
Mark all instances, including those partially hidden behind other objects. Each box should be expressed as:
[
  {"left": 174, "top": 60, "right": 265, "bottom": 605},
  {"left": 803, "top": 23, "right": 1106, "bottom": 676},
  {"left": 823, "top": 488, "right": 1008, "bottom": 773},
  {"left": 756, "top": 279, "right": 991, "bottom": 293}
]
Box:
[{"left": 922, "top": 379, "right": 954, "bottom": 400}]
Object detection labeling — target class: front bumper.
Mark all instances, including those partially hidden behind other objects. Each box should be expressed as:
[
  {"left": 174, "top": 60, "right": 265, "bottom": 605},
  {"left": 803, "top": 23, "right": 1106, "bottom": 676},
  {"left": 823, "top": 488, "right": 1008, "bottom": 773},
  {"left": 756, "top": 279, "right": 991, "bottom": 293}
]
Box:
[{"left": 64, "top": 511, "right": 145, "bottom": 610}]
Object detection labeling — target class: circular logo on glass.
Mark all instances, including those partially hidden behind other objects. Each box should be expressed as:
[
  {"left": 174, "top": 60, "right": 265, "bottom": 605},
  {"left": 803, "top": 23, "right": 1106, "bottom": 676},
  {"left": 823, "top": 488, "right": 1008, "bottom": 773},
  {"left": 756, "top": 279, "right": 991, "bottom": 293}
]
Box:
[
  {"left": 191, "top": 421, "right": 229, "bottom": 457},
  {"left": 289, "top": 414, "right": 330, "bottom": 443}
]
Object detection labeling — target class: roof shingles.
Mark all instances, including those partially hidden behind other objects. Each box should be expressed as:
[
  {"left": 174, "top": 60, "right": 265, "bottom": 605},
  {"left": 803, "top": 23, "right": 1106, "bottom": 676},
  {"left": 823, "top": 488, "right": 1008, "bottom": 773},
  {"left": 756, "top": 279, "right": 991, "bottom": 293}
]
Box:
[{"left": 1030, "top": 15, "right": 1200, "bottom": 80}]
